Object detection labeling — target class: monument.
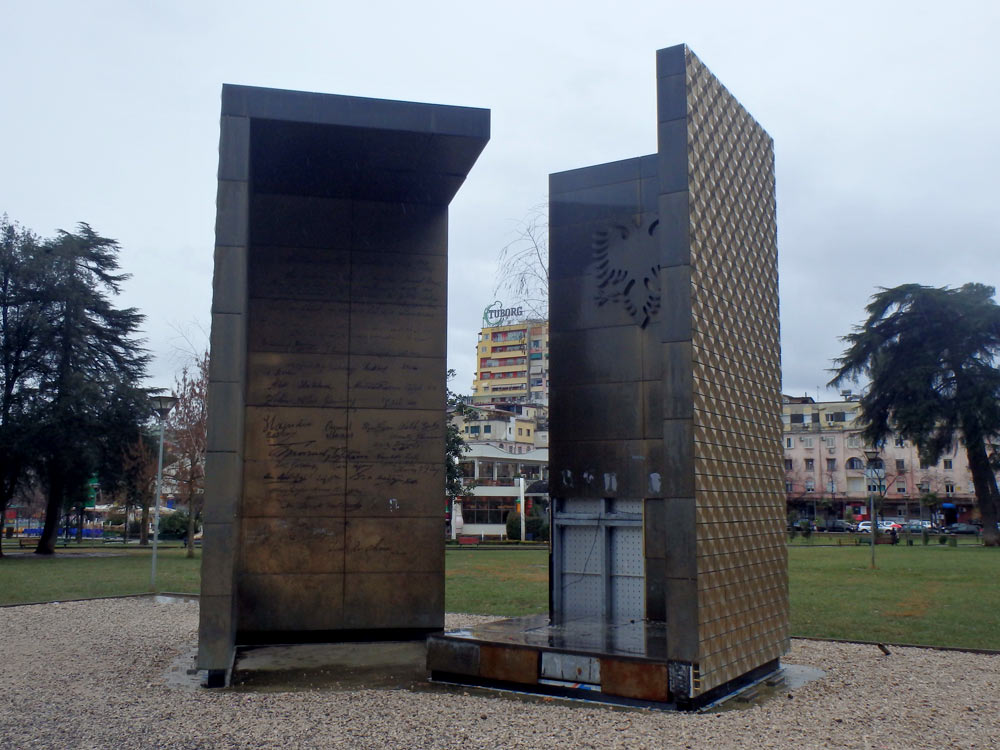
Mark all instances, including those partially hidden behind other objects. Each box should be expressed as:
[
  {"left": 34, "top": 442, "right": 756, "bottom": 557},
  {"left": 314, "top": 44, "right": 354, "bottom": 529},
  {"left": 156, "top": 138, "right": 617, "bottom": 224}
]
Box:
[
  {"left": 428, "top": 44, "right": 788, "bottom": 709},
  {"left": 198, "top": 84, "right": 489, "bottom": 686}
]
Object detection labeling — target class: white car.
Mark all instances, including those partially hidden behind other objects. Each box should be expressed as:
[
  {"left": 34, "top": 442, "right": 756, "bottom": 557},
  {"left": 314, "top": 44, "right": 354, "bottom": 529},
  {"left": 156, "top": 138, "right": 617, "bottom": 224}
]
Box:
[{"left": 856, "top": 522, "right": 873, "bottom": 533}]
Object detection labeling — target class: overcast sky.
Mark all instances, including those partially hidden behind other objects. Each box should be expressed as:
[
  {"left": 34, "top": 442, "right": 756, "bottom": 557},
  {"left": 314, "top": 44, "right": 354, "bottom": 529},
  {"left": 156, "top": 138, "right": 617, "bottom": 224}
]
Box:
[{"left": 2, "top": 0, "right": 998, "bottom": 400}]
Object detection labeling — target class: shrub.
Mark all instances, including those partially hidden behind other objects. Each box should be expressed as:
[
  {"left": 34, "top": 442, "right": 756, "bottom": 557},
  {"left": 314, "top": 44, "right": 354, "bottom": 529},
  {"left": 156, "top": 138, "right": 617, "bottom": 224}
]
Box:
[
  {"left": 506, "top": 511, "right": 521, "bottom": 541},
  {"left": 507, "top": 512, "right": 550, "bottom": 542},
  {"left": 526, "top": 515, "right": 549, "bottom": 542},
  {"left": 158, "top": 511, "right": 192, "bottom": 540}
]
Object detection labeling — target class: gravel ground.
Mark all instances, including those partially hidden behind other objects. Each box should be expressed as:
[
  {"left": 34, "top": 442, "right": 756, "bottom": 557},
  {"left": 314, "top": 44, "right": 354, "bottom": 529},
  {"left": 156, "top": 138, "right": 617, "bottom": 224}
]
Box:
[{"left": 1, "top": 598, "right": 998, "bottom": 749}]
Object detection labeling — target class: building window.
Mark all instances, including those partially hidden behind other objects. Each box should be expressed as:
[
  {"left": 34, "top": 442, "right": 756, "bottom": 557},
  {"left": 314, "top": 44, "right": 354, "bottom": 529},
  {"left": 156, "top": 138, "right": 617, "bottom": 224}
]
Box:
[
  {"left": 526, "top": 429, "right": 531, "bottom": 436},
  {"left": 461, "top": 497, "right": 516, "bottom": 525},
  {"left": 785, "top": 482, "right": 793, "bottom": 493},
  {"left": 846, "top": 457, "right": 864, "bottom": 470},
  {"left": 920, "top": 460, "right": 930, "bottom": 470},
  {"left": 945, "top": 482, "right": 955, "bottom": 495},
  {"left": 944, "top": 459, "right": 953, "bottom": 470},
  {"left": 896, "top": 484, "right": 906, "bottom": 494},
  {"left": 785, "top": 437, "right": 793, "bottom": 449},
  {"left": 826, "top": 412, "right": 835, "bottom": 423},
  {"left": 517, "top": 428, "right": 523, "bottom": 436},
  {"left": 805, "top": 480, "right": 815, "bottom": 492},
  {"left": 803, "top": 437, "right": 814, "bottom": 448},
  {"left": 784, "top": 459, "right": 793, "bottom": 471},
  {"left": 896, "top": 459, "right": 905, "bottom": 472},
  {"left": 805, "top": 459, "right": 814, "bottom": 471},
  {"left": 827, "top": 480, "right": 837, "bottom": 493},
  {"left": 894, "top": 437, "right": 905, "bottom": 447},
  {"left": 483, "top": 425, "right": 491, "bottom": 434},
  {"left": 847, "top": 436, "right": 861, "bottom": 448},
  {"left": 826, "top": 458, "right": 836, "bottom": 471}
]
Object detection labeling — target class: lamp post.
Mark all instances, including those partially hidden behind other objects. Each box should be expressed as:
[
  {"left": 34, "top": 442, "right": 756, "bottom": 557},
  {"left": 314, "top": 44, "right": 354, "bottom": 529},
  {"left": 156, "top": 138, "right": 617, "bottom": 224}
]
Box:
[
  {"left": 149, "top": 393, "right": 178, "bottom": 590},
  {"left": 864, "top": 447, "right": 885, "bottom": 569}
]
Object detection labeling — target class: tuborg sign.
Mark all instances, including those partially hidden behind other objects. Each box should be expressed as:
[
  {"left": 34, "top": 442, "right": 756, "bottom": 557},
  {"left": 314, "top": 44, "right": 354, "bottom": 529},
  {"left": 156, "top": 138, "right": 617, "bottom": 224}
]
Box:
[{"left": 482, "top": 300, "right": 523, "bottom": 327}]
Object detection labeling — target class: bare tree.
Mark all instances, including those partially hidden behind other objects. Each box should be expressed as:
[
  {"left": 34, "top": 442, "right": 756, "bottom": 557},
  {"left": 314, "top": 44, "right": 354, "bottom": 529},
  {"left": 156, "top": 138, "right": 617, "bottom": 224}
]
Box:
[
  {"left": 120, "top": 434, "right": 157, "bottom": 545},
  {"left": 494, "top": 207, "right": 548, "bottom": 319},
  {"left": 166, "top": 351, "right": 207, "bottom": 558}
]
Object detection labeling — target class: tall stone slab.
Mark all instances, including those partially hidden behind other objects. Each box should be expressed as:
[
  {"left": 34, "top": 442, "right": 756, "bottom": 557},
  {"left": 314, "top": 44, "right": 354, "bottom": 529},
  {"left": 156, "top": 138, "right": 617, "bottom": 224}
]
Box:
[
  {"left": 548, "top": 44, "right": 787, "bottom": 704},
  {"left": 198, "top": 85, "right": 489, "bottom": 686}
]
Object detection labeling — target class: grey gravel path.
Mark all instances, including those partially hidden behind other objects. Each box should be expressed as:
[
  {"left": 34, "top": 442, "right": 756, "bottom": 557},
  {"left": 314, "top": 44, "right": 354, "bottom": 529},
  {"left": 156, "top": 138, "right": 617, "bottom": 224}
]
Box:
[{"left": 1, "top": 598, "right": 997, "bottom": 749}]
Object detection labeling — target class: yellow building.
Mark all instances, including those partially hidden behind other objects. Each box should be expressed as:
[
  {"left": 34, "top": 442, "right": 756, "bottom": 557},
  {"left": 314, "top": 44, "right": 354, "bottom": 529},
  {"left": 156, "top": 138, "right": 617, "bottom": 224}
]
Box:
[{"left": 470, "top": 314, "right": 549, "bottom": 406}]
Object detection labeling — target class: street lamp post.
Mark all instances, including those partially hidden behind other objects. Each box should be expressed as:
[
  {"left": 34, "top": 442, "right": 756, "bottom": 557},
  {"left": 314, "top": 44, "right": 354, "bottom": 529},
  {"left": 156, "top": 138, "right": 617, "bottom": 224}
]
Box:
[
  {"left": 149, "top": 393, "right": 178, "bottom": 590},
  {"left": 864, "top": 447, "right": 885, "bottom": 569}
]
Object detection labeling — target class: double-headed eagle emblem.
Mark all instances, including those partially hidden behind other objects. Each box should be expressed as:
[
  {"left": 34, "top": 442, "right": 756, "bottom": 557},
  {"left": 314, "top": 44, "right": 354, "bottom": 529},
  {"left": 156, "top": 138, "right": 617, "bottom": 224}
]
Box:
[{"left": 592, "top": 219, "right": 661, "bottom": 329}]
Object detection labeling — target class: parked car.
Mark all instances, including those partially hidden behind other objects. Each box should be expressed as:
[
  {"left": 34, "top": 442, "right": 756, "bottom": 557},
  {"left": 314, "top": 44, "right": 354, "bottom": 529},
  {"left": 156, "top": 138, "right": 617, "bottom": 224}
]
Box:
[
  {"left": 901, "top": 522, "right": 943, "bottom": 534},
  {"left": 856, "top": 521, "right": 873, "bottom": 533},
  {"left": 821, "top": 520, "right": 853, "bottom": 533},
  {"left": 943, "top": 523, "right": 979, "bottom": 535}
]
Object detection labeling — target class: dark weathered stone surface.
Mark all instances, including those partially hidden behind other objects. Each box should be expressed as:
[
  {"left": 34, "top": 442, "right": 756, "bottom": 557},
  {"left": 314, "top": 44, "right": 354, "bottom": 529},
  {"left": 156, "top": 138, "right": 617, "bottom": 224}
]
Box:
[{"left": 199, "top": 85, "right": 488, "bottom": 676}]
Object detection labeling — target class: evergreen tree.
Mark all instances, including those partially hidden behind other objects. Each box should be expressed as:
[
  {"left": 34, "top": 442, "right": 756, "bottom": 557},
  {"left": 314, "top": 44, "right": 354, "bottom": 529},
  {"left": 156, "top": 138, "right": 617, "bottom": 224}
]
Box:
[
  {"left": 33, "top": 224, "right": 149, "bottom": 554},
  {"left": 830, "top": 283, "right": 1000, "bottom": 546},
  {"left": 0, "top": 217, "right": 49, "bottom": 556},
  {"left": 446, "top": 370, "right": 474, "bottom": 515}
]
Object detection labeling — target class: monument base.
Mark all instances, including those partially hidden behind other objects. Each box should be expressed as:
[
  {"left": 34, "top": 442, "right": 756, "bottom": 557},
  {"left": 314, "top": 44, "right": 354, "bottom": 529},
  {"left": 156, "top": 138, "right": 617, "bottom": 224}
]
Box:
[{"left": 426, "top": 615, "right": 781, "bottom": 711}]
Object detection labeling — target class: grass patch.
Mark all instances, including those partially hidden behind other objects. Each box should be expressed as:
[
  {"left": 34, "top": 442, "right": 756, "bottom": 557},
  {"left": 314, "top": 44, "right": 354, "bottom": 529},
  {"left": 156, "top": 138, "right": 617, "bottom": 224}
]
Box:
[
  {"left": 3, "top": 542, "right": 998, "bottom": 651},
  {"left": 445, "top": 549, "right": 548, "bottom": 616},
  {"left": 789, "top": 545, "right": 1000, "bottom": 649},
  {"left": 0, "top": 547, "right": 200, "bottom": 604}
]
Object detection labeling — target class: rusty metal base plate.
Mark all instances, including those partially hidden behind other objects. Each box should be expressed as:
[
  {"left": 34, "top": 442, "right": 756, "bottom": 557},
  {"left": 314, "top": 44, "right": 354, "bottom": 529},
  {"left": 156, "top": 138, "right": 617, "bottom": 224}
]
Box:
[{"left": 427, "top": 615, "right": 781, "bottom": 711}]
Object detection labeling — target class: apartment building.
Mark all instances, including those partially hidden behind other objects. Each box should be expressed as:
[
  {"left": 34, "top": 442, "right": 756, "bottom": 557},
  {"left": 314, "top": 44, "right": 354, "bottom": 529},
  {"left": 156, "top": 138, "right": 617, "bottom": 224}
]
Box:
[
  {"left": 783, "top": 395, "right": 978, "bottom": 524},
  {"left": 450, "top": 404, "right": 542, "bottom": 453},
  {"left": 470, "top": 317, "right": 549, "bottom": 407}
]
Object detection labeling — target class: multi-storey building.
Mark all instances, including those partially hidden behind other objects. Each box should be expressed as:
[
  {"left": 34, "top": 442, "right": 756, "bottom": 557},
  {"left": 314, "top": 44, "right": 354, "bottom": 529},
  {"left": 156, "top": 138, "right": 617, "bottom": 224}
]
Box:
[
  {"left": 451, "top": 313, "right": 551, "bottom": 537},
  {"left": 470, "top": 318, "right": 549, "bottom": 407},
  {"left": 451, "top": 444, "right": 549, "bottom": 538},
  {"left": 450, "top": 405, "right": 543, "bottom": 453},
  {"left": 783, "top": 395, "right": 979, "bottom": 525}
]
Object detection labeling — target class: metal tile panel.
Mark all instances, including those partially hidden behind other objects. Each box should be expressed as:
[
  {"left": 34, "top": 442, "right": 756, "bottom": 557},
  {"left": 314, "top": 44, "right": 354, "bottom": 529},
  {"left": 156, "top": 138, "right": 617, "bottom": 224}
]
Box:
[{"left": 680, "top": 46, "right": 789, "bottom": 694}]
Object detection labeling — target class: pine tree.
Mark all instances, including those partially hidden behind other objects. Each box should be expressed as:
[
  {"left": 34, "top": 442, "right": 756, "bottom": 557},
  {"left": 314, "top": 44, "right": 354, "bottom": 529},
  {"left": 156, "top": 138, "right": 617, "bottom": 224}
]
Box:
[
  {"left": 0, "top": 216, "right": 49, "bottom": 557},
  {"left": 830, "top": 283, "right": 1000, "bottom": 546},
  {"left": 33, "top": 224, "right": 149, "bottom": 554}
]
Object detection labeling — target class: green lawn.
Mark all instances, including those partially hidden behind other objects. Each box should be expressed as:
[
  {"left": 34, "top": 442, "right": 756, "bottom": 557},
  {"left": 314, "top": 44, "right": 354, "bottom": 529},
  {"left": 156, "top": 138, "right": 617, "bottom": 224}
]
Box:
[
  {"left": 0, "top": 546, "right": 200, "bottom": 603},
  {"left": 2, "top": 542, "right": 998, "bottom": 651},
  {"left": 445, "top": 549, "right": 549, "bottom": 616},
  {"left": 788, "top": 544, "right": 1000, "bottom": 649}
]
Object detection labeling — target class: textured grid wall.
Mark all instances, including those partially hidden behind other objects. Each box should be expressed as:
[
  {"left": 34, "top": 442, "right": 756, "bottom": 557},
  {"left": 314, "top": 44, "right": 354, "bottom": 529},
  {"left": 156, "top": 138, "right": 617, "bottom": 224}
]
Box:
[{"left": 683, "top": 48, "right": 789, "bottom": 693}]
